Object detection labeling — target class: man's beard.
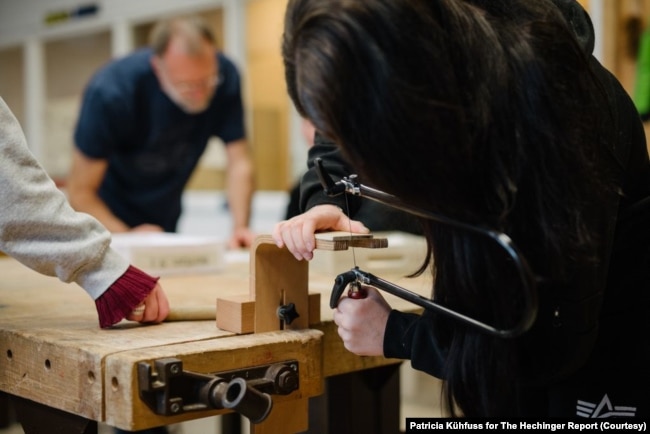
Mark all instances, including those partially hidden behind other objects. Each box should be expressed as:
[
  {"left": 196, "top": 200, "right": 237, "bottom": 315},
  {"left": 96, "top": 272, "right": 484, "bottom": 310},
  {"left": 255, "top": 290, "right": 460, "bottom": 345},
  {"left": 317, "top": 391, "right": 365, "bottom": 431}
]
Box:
[{"left": 162, "top": 82, "right": 214, "bottom": 114}]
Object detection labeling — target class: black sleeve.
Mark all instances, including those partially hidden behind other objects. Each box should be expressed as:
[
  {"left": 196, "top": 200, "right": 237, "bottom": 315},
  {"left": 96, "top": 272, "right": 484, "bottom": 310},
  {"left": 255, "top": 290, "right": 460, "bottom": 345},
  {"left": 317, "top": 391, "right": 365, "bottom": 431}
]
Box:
[
  {"left": 299, "top": 132, "right": 364, "bottom": 214},
  {"left": 299, "top": 133, "right": 424, "bottom": 234},
  {"left": 383, "top": 309, "right": 447, "bottom": 379}
]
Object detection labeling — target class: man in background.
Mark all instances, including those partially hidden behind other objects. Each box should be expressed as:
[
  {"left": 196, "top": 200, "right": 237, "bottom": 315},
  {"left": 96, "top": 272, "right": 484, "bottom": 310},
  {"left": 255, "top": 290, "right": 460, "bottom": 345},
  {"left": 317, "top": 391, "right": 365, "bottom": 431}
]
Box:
[{"left": 68, "top": 15, "right": 255, "bottom": 249}]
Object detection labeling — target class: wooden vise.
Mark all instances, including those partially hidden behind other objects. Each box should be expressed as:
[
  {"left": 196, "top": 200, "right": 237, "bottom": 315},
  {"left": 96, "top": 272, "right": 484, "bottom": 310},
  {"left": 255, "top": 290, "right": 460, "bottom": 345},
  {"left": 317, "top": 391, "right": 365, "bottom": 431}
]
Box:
[{"left": 216, "top": 232, "right": 388, "bottom": 334}]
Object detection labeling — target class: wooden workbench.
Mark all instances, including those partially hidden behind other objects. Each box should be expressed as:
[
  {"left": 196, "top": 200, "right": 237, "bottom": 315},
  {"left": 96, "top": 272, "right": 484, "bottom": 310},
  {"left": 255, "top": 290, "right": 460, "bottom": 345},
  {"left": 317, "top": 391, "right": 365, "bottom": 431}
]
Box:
[{"left": 0, "top": 247, "right": 431, "bottom": 433}]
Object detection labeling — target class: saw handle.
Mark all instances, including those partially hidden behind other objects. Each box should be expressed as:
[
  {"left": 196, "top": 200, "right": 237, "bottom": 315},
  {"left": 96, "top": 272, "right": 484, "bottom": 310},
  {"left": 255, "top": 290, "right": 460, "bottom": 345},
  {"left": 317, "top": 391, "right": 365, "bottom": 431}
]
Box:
[
  {"left": 347, "top": 282, "right": 368, "bottom": 300},
  {"left": 330, "top": 268, "right": 368, "bottom": 308}
]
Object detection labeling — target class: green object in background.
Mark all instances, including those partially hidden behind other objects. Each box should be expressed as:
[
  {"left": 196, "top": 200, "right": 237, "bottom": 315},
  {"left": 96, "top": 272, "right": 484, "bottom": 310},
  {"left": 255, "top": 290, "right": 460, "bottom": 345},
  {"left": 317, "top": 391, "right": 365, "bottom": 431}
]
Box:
[
  {"left": 44, "top": 4, "right": 99, "bottom": 26},
  {"left": 633, "top": 28, "right": 650, "bottom": 119}
]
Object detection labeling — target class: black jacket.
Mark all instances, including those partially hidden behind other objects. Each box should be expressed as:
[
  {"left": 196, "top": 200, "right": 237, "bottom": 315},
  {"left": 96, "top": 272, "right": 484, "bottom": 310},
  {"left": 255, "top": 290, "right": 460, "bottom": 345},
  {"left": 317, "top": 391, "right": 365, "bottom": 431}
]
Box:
[
  {"left": 299, "top": 0, "right": 650, "bottom": 416},
  {"left": 298, "top": 133, "right": 423, "bottom": 234},
  {"left": 380, "top": 0, "right": 650, "bottom": 416}
]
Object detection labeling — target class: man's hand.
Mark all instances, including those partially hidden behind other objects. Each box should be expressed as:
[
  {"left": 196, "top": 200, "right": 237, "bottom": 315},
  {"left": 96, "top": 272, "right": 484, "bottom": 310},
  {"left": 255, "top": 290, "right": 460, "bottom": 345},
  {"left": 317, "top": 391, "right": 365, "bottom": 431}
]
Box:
[
  {"left": 229, "top": 226, "right": 255, "bottom": 249},
  {"left": 130, "top": 224, "right": 165, "bottom": 232}
]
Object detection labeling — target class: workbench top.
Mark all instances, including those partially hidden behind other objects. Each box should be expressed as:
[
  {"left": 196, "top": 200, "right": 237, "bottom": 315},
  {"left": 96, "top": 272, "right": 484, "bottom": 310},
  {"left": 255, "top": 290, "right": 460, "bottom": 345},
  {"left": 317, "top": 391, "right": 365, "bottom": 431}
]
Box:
[{"left": 0, "top": 248, "right": 431, "bottom": 431}]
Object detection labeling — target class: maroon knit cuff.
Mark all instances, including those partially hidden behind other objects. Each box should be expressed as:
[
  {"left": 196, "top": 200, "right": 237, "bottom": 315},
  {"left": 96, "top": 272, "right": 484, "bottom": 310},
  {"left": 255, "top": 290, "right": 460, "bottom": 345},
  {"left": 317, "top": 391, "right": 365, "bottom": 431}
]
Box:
[{"left": 95, "top": 265, "right": 160, "bottom": 328}]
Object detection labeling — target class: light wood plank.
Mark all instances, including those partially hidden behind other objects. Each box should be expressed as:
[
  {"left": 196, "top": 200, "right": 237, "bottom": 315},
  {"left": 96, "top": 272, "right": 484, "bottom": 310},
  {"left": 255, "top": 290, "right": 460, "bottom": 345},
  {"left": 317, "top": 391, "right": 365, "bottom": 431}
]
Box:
[
  {"left": 251, "top": 236, "right": 309, "bottom": 332},
  {"left": 314, "top": 231, "right": 388, "bottom": 250}
]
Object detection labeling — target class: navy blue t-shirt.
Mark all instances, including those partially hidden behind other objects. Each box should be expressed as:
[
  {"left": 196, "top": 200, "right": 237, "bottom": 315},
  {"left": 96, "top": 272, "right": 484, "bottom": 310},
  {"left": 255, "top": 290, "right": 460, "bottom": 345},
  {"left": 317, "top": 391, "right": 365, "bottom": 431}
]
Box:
[{"left": 74, "top": 48, "right": 245, "bottom": 232}]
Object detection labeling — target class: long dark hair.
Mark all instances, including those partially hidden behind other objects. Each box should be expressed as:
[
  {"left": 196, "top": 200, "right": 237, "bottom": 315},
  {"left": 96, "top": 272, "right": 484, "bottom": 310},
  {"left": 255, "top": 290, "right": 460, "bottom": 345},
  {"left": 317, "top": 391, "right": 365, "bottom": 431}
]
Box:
[{"left": 283, "top": 0, "right": 610, "bottom": 416}]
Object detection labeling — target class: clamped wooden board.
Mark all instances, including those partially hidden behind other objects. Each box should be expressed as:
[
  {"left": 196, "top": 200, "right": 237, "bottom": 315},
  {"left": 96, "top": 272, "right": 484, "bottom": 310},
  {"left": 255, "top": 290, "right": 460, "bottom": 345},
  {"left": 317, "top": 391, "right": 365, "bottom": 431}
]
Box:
[
  {"left": 216, "top": 232, "right": 388, "bottom": 334},
  {"left": 313, "top": 231, "right": 388, "bottom": 250}
]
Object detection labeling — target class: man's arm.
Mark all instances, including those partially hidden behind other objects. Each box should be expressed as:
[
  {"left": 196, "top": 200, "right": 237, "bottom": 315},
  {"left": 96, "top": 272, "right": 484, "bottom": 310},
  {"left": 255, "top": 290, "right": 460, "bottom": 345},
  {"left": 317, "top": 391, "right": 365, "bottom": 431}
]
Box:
[
  {"left": 224, "top": 139, "right": 255, "bottom": 248},
  {"left": 67, "top": 148, "right": 132, "bottom": 233}
]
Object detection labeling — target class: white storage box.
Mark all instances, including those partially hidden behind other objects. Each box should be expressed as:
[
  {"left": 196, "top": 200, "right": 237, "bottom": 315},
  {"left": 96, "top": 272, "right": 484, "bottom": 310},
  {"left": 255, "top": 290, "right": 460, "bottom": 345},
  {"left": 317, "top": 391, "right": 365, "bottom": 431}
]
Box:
[
  {"left": 310, "top": 231, "right": 428, "bottom": 275},
  {"left": 110, "top": 233, "right": 226, "bottom": 276}
]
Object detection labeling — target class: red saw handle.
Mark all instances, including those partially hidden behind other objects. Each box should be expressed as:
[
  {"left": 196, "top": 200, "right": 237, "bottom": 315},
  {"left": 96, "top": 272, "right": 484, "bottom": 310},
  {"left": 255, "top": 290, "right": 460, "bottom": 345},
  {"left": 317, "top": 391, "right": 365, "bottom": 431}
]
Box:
[{"left": 347, "top": 283, "right": 368, "bottom": 299}]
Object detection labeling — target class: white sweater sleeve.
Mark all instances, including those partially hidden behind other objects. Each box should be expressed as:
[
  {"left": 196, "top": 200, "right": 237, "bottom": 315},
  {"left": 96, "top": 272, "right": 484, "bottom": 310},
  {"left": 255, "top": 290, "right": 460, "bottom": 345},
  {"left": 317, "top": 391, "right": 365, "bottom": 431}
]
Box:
[{"left": 0, "top": 97, "right": 129, "bottom": 299}]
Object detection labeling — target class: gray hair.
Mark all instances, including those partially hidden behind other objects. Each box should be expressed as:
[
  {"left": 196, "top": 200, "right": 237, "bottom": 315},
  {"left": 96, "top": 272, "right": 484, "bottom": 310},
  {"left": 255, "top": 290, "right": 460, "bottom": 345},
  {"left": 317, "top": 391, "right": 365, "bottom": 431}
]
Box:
[{"left": 149, "top": 15, "right": 217, "bottom": 56}]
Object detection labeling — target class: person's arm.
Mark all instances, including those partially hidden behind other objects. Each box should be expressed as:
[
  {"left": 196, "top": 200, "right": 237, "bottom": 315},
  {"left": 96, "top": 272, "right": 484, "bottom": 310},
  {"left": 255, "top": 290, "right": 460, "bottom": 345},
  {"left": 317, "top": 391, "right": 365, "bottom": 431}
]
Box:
[
  {"left": 0, "top": 100, "right": 121, "bottom": 286},
  {"left": 224, "top": 139, "right": 255, "bottom": 248},
  {"left": 0, "top": 97, "right": 168, "bottom": 327},
  {"left": 70, "top": 63, "right": 163, "bottom": 233},
  {"left": 383, "top": 309, "right": 448, "bottom": 379},
  {"left": 95, "top": 266, "right": 169, "bottom": 328},
  {"left": 67, "top": 149, "right": 163, "bottom": 233},
  {"left": 300, "top": 132, "right": 359, "bottom": 213},
  {"left": 67, "top": 148, "right": 130, "bottom": 232},
  {"left": 272, "top": 132, "right": 370, "bottom": 259},
  {"left": 332, "top": 285, "right": 447, "bottom": 378}
]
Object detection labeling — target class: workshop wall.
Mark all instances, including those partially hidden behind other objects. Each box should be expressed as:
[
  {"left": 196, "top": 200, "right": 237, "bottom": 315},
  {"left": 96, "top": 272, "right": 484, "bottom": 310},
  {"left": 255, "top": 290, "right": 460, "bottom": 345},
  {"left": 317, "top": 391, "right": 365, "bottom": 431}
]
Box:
[
  {"left": 0, "top": 0, "right": 302, "bottom": 191},
  {"left": 1, "top": 1, "right": 648, "bottom": 186},
  {"left": 601, "top": 0, "right": 650, "bottom": 153},
  {"left": 0, "top": 0, "right": 229, "bottom": 182}
]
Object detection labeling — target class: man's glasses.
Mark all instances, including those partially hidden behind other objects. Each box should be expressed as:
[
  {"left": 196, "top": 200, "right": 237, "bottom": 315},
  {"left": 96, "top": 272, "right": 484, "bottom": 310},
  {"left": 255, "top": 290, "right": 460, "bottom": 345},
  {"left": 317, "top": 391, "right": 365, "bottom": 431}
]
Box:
[
  {"left": 167, "top": 73, "right": 222, "bottom": 93},
  {"left": 172, "top": 73, "right": 222, "bottom": 93},
  {"left": 315, "top": 157, "right": 538, "bottom": 338},
  {"left": 157, "top": 59, "right": 222, "bottom": 93}
]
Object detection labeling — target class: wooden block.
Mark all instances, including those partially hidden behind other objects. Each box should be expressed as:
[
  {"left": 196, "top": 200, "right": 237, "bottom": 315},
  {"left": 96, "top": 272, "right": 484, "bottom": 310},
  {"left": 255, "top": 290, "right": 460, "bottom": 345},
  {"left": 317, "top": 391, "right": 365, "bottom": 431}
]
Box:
[
  {"left": 252, "top": 397, "right": 309, "bottom": 434},
  {"left": 216, "top": 292, "right": 321, "bottom": 334},
  {"left": 308, "top": 292, "right": 321, "bottom": 325},
  {"left": 218, "top": 233, "right": 387, "bottom": 334},
  {"left": 216, "top": 295, "right": 255, "bottom": 334},
  {"left": 311, "top": 231, "right": 427, "bottom": 275},
  {"left": 315, "top": 231, "right": 374, "bottom": 241},
  {"left": 315, "top": 238, "right": 350, "bottom": 251},
  {"left": 314, "top": 231, "right": 388, "bottom": 251},
  {"left": 349, "top": 237, "right": 388, "bottom": 249},
  {"left": 252, "top": 236, "right": 309, "bottom": 333}
]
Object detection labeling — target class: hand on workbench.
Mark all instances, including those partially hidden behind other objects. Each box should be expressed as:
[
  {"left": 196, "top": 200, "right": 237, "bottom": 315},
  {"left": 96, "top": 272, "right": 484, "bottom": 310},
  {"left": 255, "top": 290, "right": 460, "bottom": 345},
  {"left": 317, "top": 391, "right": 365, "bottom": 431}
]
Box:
[
  {"left": 333, "top": 286, "right": 390, "bottom": 356},
  {"left": 228, "top": 226, "right": 255, "bottom": 249},
  {"left": 130, "top": 223, "right": 165, "bottom": 232},
  {"left": 272, "top": 204, "right": 369, "bottom": 260},
  {"left": 125, "top": 282, "right": 170, "bottom": 324}
]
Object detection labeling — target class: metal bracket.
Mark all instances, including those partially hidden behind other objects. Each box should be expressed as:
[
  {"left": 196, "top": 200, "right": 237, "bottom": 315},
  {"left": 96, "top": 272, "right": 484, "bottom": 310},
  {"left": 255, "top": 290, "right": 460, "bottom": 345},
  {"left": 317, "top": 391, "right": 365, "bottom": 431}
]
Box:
[{"left": 138, "top": 358, "right": 299, "bottom": 424}]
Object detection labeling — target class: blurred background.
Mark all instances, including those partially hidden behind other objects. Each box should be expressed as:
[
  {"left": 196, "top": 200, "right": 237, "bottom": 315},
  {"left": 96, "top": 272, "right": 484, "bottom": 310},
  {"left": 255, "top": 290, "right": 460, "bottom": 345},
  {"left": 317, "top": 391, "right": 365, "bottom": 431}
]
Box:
[
  {"left": 0, "top": 0, "right": 310, "bottom": 195},
  {"left": 1, "top": 0, "right": 649, "bottom": 196},
  {"left": 0, "top": 0, "right": 649, "bottom": 433}
]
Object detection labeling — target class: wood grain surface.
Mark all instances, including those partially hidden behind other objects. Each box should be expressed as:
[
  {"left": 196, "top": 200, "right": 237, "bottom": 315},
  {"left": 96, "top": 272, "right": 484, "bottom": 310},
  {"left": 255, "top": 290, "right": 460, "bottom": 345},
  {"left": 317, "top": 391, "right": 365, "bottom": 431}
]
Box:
[{"left": 0, "top": 235, "right": 431, "bottom": 432}]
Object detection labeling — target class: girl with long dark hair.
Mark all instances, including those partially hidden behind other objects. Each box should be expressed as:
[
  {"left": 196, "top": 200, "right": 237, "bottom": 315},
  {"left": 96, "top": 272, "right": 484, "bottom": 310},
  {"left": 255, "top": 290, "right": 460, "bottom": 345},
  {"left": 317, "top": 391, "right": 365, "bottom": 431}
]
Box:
[{"left": 274, "top": 0, "right": 650, "bottom": 417}]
